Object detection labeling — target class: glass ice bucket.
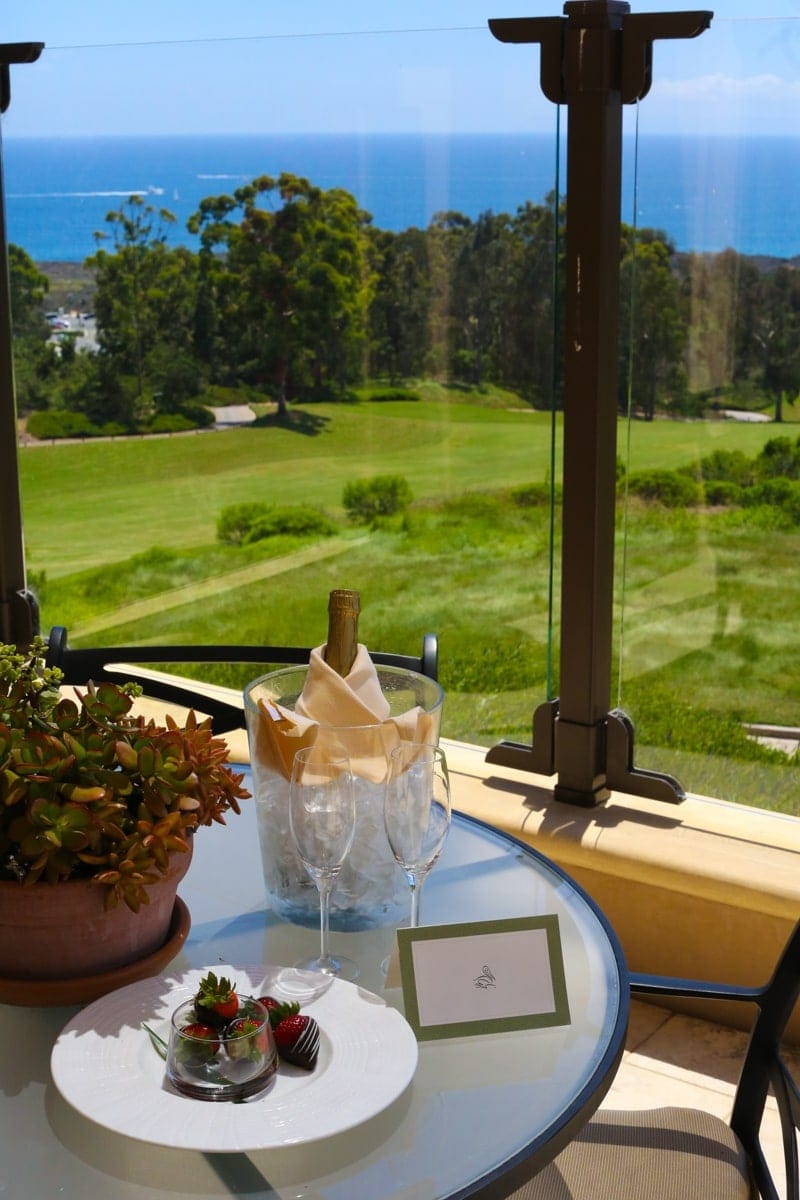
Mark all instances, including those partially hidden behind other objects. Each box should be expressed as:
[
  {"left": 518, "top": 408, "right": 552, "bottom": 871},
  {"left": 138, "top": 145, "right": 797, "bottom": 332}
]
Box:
[{"left": 244, "top": 664, "right": 444, "bottom": 931}]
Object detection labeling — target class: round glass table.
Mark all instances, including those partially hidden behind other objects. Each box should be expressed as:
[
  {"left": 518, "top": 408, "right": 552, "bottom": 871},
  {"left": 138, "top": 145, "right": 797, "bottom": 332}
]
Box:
[{"left": 3, "top": 793, "right": 628, "bottom": 1200}]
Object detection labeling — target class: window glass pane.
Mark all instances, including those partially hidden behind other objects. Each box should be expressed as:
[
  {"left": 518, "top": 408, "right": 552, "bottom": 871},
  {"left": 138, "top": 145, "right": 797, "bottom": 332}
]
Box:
[
  {"left": 5, "top": 10, "right": 562, "bottom": 749},
  {"left": 616, "top": 14, "right": 800, "bottom": 810}
]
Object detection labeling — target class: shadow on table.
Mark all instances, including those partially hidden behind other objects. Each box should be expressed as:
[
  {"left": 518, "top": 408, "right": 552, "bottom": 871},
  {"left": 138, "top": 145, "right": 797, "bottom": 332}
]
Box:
[
  {"left": 0, "top": 1003, "right": 73, "bottom": 1096},
  {"left": 45, "top": 1077, "right": 414, "bottom": 1196}
]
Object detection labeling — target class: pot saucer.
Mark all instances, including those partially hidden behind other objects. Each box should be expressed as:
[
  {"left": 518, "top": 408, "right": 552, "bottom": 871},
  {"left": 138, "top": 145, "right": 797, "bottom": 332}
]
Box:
[{"left": 0, "top": 898, "right": 191, "bottom": 1008}]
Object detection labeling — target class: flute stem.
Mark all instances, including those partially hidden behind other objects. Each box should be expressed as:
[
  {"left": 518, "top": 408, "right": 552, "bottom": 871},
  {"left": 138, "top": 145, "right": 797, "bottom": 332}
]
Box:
[
  {"left": 409, "top": 876, "right": 422, "bottom": 928},
  {"left": 318, "top": 879, "right": 334, "bottom": 966}
]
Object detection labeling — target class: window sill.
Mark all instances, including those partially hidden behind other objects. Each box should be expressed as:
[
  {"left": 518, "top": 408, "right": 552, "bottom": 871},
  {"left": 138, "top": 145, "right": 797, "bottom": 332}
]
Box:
[{"left": 441, "top": 738, "right": 800, "bottom": 1038}]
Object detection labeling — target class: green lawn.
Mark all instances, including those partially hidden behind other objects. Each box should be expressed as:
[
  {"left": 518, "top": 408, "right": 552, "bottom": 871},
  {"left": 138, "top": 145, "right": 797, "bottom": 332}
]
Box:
[
  {"left": 20, "top": 398, "right": 787, "bottom": 577},
  {"left": 21, "top": 394, "right": 800, "bottom": 813}
]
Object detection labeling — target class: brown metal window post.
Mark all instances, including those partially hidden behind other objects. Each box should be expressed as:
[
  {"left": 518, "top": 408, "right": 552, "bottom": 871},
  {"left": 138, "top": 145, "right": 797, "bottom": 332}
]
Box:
[
  {"left": 486, "top": 4, "right": 711, "bottom": 805},
  {"left": 0, "top": 43, "right": 43, "bottom": 647}
]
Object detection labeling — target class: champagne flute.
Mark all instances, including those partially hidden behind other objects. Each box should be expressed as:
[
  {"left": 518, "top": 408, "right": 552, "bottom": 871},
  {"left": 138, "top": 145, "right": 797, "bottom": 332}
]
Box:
[
  {"left": 289, "top": 747, "right": 359, "bottom": 981},
  {"left": 384, "top": 743, "right": 451, "bottom": 928}
]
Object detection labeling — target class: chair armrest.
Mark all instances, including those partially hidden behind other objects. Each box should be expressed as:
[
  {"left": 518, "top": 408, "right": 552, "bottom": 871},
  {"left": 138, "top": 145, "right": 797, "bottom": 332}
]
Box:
[{"left": 630, "top": 970, "right": 767, "bottom": 1005}]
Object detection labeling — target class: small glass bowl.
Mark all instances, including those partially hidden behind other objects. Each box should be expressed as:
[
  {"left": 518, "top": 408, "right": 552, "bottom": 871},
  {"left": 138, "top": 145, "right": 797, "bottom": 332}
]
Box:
[{"left": 165, "top": 996, "right": 278, "bottom": 1102}]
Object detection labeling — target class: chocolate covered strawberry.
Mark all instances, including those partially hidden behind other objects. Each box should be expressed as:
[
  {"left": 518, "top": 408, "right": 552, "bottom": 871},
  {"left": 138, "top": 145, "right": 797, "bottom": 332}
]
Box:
[
  {"left": 272, "top": 1012, "right": 320, "bottom": 1070},
  {"left": 194, "top": 970, "right": 239, "bottom": 1028}
]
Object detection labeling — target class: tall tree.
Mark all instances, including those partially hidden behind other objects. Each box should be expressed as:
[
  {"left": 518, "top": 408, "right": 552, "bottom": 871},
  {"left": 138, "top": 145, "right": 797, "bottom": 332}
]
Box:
[
  {"left": 678, "top": 248, "right": 760, "bottom": 400},
  {"left": 9, "top": 245, "right": 49, "bottom": 339},
  {"left": 754, "top": 265, "right": 800, "bottom": 422},
  {"left": 189, "top": 174, "right": 373, "bottom": 413},
  {"left": 447, "top": 210, "right": 515, "bottom": 386},
  {"left": 619, "top": 227, "right": 687, "bottom": 419},
  {"left": 504, "top": 198, "right": 562, "bottom": 406},
  {"left": 8, "top": 245, "right": 55, "bottom": 414},
  {"left": 367, "top": 226, "right": 432, "bottom": 381},
  {"left": 87, "top": 197, "right": 198, "bottom": 419}
]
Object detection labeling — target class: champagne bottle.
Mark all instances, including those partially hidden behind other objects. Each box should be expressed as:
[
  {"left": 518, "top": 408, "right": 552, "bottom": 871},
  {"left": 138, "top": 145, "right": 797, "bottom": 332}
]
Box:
[{"left": 323, "top": 589, "right": 361, "bottom": 677}]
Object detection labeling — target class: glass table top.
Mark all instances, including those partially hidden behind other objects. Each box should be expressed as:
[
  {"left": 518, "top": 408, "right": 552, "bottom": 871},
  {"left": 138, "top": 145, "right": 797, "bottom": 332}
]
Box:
[{"left": 0, "top": 783, "right": 628, "bottom": 1200}]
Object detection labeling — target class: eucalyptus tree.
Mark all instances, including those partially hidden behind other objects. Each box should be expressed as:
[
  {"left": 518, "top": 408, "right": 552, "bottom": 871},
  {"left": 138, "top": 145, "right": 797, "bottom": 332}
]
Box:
[
  {"left": 189, "top": 173, "right": 373, "bottom": 413},
  {"left": 368, "top": 225, "right": 432, "bottom": 381},
  {"left": 87, "top": 196, "right": 199, "bottom": 422},
  {"left": 678, "top": 248, "right": 760, "bottom": 401},
  {"left": 446, "top": 209, "right": 516, "bottom": 386},
  {"left": 8, "top": 244, "right": 55, "bottom": 413},
  {"left": 504, "top": 198, "right": 563, "bottom": 405},
  {"left": 9, "top": 245, "right": 49, "bottom": 339},
  {"left": 619, "top": 226, "right": 687, "bottom": 419},
  {"left": 424, "top": 201, "right": 562, "bottom": 403},
  {"left": 754, "top": 265, "right": 800, "bottom": 422}
]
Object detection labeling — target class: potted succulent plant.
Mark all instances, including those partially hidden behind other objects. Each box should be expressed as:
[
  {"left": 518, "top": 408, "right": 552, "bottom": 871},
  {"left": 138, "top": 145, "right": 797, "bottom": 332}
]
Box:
[{"left": 0, "top": 637, "right": 249, "bottom": 992}]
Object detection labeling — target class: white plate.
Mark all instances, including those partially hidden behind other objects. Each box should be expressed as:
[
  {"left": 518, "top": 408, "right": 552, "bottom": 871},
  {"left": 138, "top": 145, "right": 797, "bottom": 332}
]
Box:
[{"left": 50, "top": 964, "right": 418, "bottom": 1152}]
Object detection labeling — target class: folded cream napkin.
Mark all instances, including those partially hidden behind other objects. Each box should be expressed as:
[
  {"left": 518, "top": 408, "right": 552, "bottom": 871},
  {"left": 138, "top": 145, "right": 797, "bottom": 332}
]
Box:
[{"left": 254, "top": 644, "right": 437, "bottom": 781}]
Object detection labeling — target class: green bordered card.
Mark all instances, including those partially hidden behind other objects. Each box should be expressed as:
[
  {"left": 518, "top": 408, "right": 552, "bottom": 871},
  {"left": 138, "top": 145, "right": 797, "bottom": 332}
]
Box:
[{"left": 397, "top": 914, "right": 571, "bottom": 1041}]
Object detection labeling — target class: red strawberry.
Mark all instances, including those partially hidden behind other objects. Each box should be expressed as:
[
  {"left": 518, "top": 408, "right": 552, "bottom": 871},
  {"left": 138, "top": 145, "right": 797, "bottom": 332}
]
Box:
[
  {"left": 257, "top": 995, "right": 300, "bottom": 1029},
  {"left": 273, "top": 1012, "right": 320, "bottom": 1070},
  {"left": 195, "top": 971, "right": 239, "bottom": 1027},
  {"left": 181, "top": 1021, "right": 220, "bottom": 1047},
  {"left": 176, "top": 1022, "right": 220, "bottom": 1064},
  {"left": 226, "top": 1014, "right": 270, "bottom": 1060}
]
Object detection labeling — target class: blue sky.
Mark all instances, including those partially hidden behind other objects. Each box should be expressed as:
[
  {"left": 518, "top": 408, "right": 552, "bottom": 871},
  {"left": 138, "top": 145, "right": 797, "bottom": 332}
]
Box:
[{"left": 3, "top": 2, "right": 800, "bottom": 137}]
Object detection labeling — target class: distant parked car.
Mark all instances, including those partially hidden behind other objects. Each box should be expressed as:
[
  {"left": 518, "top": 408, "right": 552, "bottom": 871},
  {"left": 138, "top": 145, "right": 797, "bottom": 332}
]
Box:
[{"left": 50, "top": 318, "right": 70, "bottom": 330}]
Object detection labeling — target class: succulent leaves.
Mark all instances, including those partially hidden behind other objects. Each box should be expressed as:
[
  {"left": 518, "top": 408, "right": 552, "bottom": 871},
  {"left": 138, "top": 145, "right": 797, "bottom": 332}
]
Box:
[{"left": 0, "top": 637, "right": 249, "bottom": 911}]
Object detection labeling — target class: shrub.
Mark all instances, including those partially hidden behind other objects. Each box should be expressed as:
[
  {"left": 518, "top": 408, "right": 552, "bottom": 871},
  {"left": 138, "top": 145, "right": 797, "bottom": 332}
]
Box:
[
  {"left": 742, "top": 478, "right": 800, "bottom": 524},
  {"left": 623, "top": 683, "right": 785, "bottom": 764},
  {"left": 626, "top": 469, "right": 701, "bottom": 507},
  {"left": 241, "top": 506, "right": 337, "bottom": 543},
  {"left": 756, "top": 436, "right": 800, "bottom": 481},
  {"left": 26, "top": 410, "right": 101, "bottom": 440},
  {"left": 703, "top": 480, "right": 743, "bottom": 506},
  {"left": 343, "top": 475, "right": 413, "bottom": 524},
  {"left": 217, "top": 502, "right": 335, "bottom": 545},
  {"left": 196, "top": 384, "right": 261, "bottom": 407},
  {"left": 179, "top": 402, "right": 215, "bottom": 428},
  {"left": 511, "top": 483, "right": 561, "bottom": 508},
  {"left": 217, "top": 503, "right": 271, "bottom": 545},
  {"left": 743, "top": 478, "right": 795, "bottom": 507},
  {"left": 699, "top": 449, "right": 754, "bottom": 486},
  {"left": 366, "top": 388, "right": 421, "bottom": 403},
  {"left": 147, "top": 413, "right": 197, "bottom": 434}
]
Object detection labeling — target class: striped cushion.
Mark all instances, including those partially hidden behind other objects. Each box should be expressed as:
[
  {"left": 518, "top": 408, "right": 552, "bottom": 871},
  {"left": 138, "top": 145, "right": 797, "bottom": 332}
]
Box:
[{"left": 507, "top": 1108, "right": 754, "bottom": 1200}]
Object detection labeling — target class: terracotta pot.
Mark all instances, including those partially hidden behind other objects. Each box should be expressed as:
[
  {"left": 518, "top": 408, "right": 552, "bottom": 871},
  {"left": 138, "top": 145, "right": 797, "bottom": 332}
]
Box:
[{"left": 0, "top": 844, "right": 193, "bottom": 982}]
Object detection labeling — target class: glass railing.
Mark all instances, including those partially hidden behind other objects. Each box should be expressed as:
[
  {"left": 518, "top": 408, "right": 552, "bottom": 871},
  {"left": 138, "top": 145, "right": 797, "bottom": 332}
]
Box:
[
  {"left": 615, "top": 14, "right": 800, "bottom": 810},
  {"left": 7, "top": 11, "right": 798, "bottom": 814},
  {"left": 3, "top": 19, "right": 563, "bottom": 750}
]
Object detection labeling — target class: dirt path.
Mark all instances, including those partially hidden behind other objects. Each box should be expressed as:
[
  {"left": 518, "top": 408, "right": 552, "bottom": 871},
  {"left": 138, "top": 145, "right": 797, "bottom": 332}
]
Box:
[{"left": 69, "top": 535, "right": 368, "bottom": 640}]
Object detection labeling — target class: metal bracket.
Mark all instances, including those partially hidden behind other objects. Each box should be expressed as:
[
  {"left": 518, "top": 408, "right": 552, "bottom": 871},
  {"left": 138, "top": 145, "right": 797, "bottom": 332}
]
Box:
[
  {"left": 485, "top": 698, "right": 559, "bottom": 774},
  {"left": 487, "top": 700, "right": 685, "bottom": 804},
  {"left": 0, "top": 43, "right": 44, "bottom": 113},
  {"left": 621, "top": 11, "right": 712, "bottom": 103},
  {"left": 488, "top": 17, "right": 567, "bottom": 103},
  {"left": 606, "top": 708, "right": 685, "bottom": 802},
  {"left": 489, "top": 8, "right": 711, "bottom": 106}
]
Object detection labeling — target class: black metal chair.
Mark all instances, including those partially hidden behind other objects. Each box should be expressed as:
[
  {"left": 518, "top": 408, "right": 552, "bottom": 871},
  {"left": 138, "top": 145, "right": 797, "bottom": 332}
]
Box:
[
  {"left": 506, "top": 918, "right": 800, "bottom": 1199},
  {"left": 46, "top": 625, "right": 438, "bottom": 734}
]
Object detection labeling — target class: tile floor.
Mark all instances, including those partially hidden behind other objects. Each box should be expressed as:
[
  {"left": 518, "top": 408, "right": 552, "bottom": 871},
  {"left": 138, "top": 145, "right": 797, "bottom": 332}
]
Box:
[{"left": 604, "top": 999, "right": 800, "bottom": 1194}]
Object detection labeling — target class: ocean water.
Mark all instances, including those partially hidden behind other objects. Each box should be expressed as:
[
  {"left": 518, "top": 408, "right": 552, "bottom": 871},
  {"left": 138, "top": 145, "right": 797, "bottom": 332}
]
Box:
[{"left": 2, "top": 132, "right": 800, "bottom": 264}]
